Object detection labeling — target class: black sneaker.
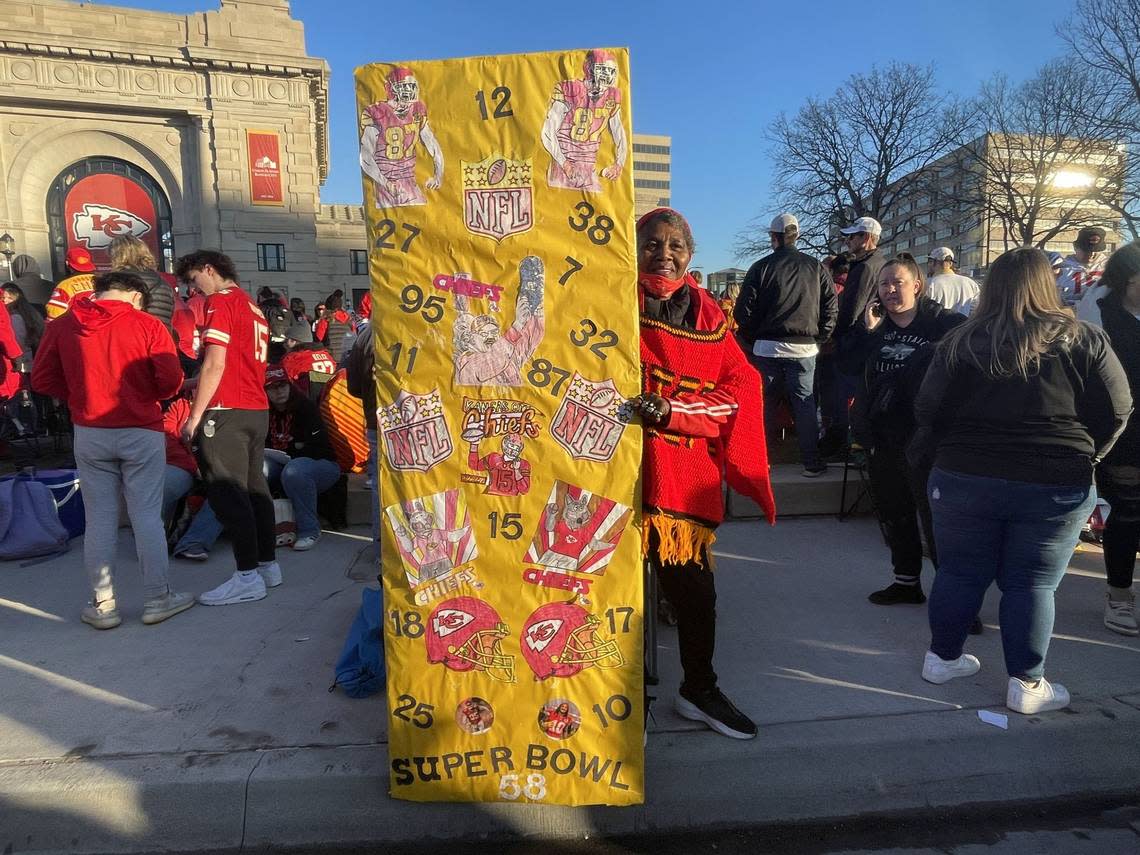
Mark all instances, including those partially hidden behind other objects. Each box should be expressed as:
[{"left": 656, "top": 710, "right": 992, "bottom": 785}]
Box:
[
  {"left": 676, "top": 688, "right": 757, "bottom": 740},
  {"left": 802, "top": 464, "right": 829, "bottom": 478},
  {"left": 969, "top": 616, "right": 984, "bottom": 635},
  {"left": 868, "top": 582, "right": 926, "bottom": 605}
]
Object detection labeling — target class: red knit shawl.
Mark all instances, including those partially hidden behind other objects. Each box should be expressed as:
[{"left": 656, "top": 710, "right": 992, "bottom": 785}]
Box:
[{"left": 639, "top": 286, "right": 777, "bottom": 526}]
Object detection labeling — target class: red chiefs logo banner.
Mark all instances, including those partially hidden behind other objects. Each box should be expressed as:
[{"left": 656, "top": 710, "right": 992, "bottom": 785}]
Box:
[
  {"left": 247, "top": 130, "right": 284, "bottom": 205},
  {"left": 64, "top": 174, "right": 159, "bottom": 270}
]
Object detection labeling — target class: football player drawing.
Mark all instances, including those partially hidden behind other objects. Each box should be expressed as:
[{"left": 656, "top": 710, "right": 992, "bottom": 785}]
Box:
[
  {"left": 392, "top": 505, "right": 470, "bottom": 584},
  {"left": 467, "top": 429, "right": 531, "bottom": 497},
  {"left": 359, "top": 66, "right": 444, "bottom": 208},
  {"left": 452, "top": 256, "right": 545, "bottom": 387},
  {"left": 541, "top": 49, "right": 627, "bottom": 192}
]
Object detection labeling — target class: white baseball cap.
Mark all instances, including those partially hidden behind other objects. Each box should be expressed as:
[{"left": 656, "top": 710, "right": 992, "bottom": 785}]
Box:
[
  {"left": 839, "top": 216, "right": 882, "bottom": 237},
  {"left": 928, "top": 247, "right": 954, "bottom": 261},
  {"left": 770, "top": 213, "right": 799, "bottom": 234}
]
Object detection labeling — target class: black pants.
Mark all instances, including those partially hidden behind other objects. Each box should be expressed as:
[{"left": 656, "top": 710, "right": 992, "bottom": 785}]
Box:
[
  {"left": 195, "top": 408, "right": 276, "bottom": 572},
  {"left": 867, "top": 445, "right": 934, "bottom": 578},
  {"left": 1103, "top": 517, "right": 1139, "bottom": 589},
  {"left": 649, "top": 528, "right": 717, "bottom": 696}
]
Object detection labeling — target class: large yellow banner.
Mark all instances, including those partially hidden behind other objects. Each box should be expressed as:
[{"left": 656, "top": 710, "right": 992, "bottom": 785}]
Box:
[{"left": 356, "top": 48, "right": 643, "bottom": 805}]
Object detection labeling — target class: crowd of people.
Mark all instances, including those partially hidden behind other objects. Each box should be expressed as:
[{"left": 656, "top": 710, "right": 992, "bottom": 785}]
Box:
[
  {"left": 727, "top": 211, "right": 1135, "bottom": 724},
  {"left": 0, "top": 240, "right": 376, "bottom": 628},
  {"left": 1, "top": 209, "right": 1136, "bottom": 740}
]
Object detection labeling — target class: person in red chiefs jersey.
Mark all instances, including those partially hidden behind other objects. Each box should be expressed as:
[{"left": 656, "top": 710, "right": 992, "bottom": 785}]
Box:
[
  {"left": 280, "top": 321, "right": 336, "bottom": 395},
  {"left": 358, "top": 66, "right": 444, "bottom": 208},
  {"left": 467, "top": 431, "right": 531, "bottom": 497},
  {"left": 45, "top": 247, "right": 97, "bottom": 320},
  {"left": 541, "top": 49, "right": 628, "bottom": 192},
  {"left": 175, "top": 249, "right": 280, "bottom": 607},
  {"left": 32, "top": 271, "right": 192, "bottom": 629}
]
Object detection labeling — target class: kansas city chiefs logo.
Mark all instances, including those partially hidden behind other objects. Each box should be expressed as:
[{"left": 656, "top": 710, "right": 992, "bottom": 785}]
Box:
[
  {"left": 432, "top": 609, "right": 474, "bottom": 637},
  {"left": 72, "top": 204, "right": 152, "bottom": 250},
  {"left": 524, "top": 619, "right": 563, "bottom": 652}
]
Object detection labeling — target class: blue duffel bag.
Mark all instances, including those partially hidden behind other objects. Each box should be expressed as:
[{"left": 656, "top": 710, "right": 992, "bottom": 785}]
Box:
[{"left": 0, "top": 475, "right": 69, "bottom": 561}]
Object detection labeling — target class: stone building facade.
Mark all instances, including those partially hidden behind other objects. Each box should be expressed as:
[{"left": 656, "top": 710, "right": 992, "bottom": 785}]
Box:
[
  {"left": 1, "top": 1, "right": 673, "bottom": 306},
  {"left": 0, "top": 0, "right": 342, "bottom": 303}
]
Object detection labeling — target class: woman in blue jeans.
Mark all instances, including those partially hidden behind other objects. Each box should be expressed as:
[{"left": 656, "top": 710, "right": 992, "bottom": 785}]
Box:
[
  {"left": 911, "top": 248, "right": 1132, "bottom": 714},
  {"left": 175, "top": 366, "right": 341, "bottom": 557}
]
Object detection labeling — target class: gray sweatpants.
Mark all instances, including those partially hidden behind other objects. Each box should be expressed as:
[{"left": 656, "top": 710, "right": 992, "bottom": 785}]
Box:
[{"left": 74, "top": 426, "right": 169, "bottom": 603}]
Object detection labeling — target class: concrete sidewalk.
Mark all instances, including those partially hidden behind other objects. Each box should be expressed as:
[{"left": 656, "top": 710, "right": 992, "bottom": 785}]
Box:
[{"left": 1, "top": 517, "right": 1138, "bottom": 854}]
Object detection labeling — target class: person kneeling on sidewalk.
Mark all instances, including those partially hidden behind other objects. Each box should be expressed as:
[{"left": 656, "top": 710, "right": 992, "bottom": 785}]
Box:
[{"left": 32, "top": 270, "right": 193, "bottom": 628}]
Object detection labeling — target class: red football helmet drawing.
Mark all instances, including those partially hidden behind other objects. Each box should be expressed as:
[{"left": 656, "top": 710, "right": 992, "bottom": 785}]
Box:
[
  {"left": 425, "top": 597, "right": 515, "bottom": 683},
  {"left": 520, "top": 601, "right": 624, "bottom": 680}
]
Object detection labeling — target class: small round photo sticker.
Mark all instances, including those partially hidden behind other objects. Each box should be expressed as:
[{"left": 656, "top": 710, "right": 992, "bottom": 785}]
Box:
[
  {"left": 537, "top": 698, "right": 581, "bottom": 740},
  {"left": 456, "top": 697, "right": 494, "bottom": 734}
]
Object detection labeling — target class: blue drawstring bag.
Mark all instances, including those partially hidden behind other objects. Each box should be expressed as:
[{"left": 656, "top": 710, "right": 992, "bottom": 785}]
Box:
[
  {"left": 329, "top": 587, "right": 385, "bottom": 699},
  {"left": 0, "top": 475, "right": 70, "bottom": 561}
]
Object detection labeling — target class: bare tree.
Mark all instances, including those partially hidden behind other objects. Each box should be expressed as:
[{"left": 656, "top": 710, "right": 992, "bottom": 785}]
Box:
[
  {"left": 736, "top": 63, "right": 962, "bottom": 259},
  {"left": 941, "top": 60, "right": 1123, "bottom": 252},
  {"left": 1058, "top": 0, "right": 1140, "bottom": 237}
]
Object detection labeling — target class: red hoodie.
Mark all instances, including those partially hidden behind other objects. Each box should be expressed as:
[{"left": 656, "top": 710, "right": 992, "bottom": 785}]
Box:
[{"left": 32, "top": 297, "right": 183, "bottom": 431}]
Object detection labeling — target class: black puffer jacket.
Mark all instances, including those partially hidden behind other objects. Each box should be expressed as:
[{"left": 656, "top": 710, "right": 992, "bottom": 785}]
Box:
[
  {"left": 1097, "top": 290, "right": 1140, "bottom": 466},
  {"left": 121, "top": 267, "right": 174, "bottom": 330}
]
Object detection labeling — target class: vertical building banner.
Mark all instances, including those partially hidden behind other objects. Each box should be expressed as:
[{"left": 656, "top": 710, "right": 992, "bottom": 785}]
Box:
[
  {"left": 356, "top": 48, "right": 643, "bottom": 806},
  {"left": 246, "top": 130, "right": 284, "bottom": 205}
]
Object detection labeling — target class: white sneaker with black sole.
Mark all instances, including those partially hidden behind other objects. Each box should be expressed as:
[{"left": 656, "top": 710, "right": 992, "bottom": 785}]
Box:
[
  {"left": 921, "top": 650, "right": 981, "bottom": 684},
  {"left": 198, "top": 571, "right": 266, "bottom": 606},
  {"left": 675, "top": 688, "right": 757, "bottom": 740}
]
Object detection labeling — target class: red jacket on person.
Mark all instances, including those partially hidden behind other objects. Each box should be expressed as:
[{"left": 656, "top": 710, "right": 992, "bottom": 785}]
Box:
[
  {"left": 0, "top": 307, "right": 24, "bottom": 399},
  {"left": 32, "top": 297, "right": 183, "bottom": 431}
]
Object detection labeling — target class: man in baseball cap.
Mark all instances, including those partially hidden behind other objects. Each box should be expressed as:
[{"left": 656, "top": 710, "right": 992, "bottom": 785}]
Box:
[
  {"left": 1056, "top": 225, "right": 1109, "bottom": 306},
  {"left": 734, "top": 211, "right": 837, "bottom": 477},
  {"left": 45, "top": 247, "right": 98, "bottom": 320},
  {"left": 830, "top": 215, "right": 887, "bottom": 454},
  {"left": 925, "top": 247, "right": 980, "bottom": 316}
]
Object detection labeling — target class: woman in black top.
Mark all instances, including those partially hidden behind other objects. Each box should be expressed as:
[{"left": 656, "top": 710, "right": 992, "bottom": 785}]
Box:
[
  {"left": 839, "top": 255, "right": 965, "bottom": 605},
  {"left": 1090, "top": 242, "right": 1140, "bottom": 636},
  {"left": 913, "top": 248, "right": 1131, "bottom": 714}
]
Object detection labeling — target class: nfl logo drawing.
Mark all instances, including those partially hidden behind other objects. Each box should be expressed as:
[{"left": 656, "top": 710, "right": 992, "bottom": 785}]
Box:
[
  {"left": 550, "top": 374, "right": 630, "bottom": 462},
  {"left": 462, "top": 154, "right": 534, "bottom": 242},
  {"left": 380, "top": 389, "right": 454, "bottom": 472}
]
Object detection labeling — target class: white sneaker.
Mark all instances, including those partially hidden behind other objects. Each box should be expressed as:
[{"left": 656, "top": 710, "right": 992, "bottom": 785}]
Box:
[
  {"left": 142, "top": 591, "right": 195, "bottom": 625},
  {"left": 258, "top": 561, "right": 283, "bottom": 588},
  {"left": 197, "top": 571, "right": 266, "bottom": 606},
  {"left": 81, "top": 598, "right": 121, "bottom": 630},
  {"left": 293, "top": 535, "right": 319, "bottom": 551},
  {"left": 921, "top": 650, "right": 981, "bottom": 684},
  {"left": 1104, "top": 593, "right": 1138, "bottom": 636},
  {"left": 1007, "top": 676, "right": 1070, "bottom": 714}
]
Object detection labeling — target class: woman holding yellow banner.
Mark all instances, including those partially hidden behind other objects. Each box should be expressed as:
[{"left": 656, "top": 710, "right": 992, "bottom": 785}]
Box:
[{"left": 635, "top": 207, "right": 777, "bottom": 741}]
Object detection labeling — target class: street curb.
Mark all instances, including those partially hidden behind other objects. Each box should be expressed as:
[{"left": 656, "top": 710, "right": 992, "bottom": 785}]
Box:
[{"left": 4, "top": 694, "right": 1139, "bottom": 854}]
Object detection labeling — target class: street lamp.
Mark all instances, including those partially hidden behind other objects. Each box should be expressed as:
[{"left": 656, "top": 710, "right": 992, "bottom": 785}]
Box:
[{"left": 0, "top": 233, "right": 14, "bottom": 283}]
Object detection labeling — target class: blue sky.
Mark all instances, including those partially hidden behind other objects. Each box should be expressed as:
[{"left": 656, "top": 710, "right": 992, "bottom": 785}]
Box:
[{"left": 103, "top": 0, "right": 1079, "bottom": 271}]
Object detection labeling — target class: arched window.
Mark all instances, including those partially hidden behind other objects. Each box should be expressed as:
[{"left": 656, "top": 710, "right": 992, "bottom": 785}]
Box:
[{"left": 46, "top": 157, "right": 175, "bottom": 280}]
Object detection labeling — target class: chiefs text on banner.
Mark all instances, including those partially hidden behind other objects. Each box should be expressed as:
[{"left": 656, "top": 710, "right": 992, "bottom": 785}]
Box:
[{"left": 356, "top": 48, "right": 643, "bottom": 805}]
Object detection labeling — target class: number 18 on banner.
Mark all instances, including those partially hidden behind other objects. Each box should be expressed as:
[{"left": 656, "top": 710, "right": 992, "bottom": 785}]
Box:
[{"left": 357, "top": 47, "right": 643, "bottom": 806}]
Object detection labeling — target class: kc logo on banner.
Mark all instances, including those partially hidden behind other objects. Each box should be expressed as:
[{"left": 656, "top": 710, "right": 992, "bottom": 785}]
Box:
[{"left": 357, "top": 47, "right": 643, "bottom": 806}]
